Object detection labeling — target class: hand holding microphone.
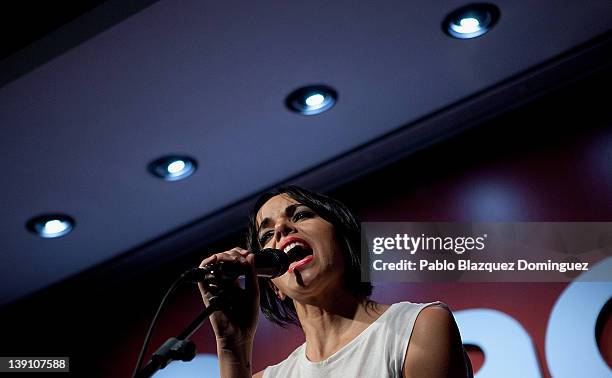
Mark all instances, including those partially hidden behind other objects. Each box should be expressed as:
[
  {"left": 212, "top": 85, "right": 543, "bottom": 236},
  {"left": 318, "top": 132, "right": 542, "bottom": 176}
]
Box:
[
  {"left": 197, "top": 247, "right": 261, "bottom": 345},
  {"left": 196, "top": 247, "right": 306, "bottom": 348},
  {"left": 191, "top": 248, "right": 290, "bottom": 283}
]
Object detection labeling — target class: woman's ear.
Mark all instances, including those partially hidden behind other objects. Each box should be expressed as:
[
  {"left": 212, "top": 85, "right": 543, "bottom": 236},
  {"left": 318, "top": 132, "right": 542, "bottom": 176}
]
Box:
[{"left": 268, "top": 280, "right": 286, "bottom": 300}]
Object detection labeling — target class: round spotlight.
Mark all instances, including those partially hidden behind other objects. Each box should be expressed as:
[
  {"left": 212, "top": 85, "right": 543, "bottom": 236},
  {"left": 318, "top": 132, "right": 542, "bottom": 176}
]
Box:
[
  {"left": 26, "top": 214, "right": 75, "bottom": 238},
  {"left": 443, "top": 3, "right": 500, "bottom": 39},
  {"left": 285, "top": 85, "right": 337, "bottom": 115},
  {"left": 148, "top": 155, "right": 197, "bottom": 181}
]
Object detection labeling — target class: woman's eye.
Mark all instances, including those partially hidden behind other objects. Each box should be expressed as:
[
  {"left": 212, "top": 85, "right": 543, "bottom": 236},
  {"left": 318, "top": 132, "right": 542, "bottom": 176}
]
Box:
[
  {"left": 259, "top": 231, "right": 273, "bottom": 245},
  {"left": 293, "top": 210, "right": 313, "bottom": 221}
]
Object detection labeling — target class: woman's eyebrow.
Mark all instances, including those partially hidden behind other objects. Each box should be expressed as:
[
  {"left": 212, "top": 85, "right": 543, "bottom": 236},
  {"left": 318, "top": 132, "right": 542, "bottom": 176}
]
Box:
[
  {"left": 257, "top": 218, "right": 272, "bottom": 236},
  {"left": 257, "top": 203, "right": 304, "bottom": 235}
]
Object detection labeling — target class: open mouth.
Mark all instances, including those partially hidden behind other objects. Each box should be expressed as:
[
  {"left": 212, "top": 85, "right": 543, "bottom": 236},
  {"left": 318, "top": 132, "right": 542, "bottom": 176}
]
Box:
[{"left": 280, "top": 239, "right": 314, "bottom": 273}]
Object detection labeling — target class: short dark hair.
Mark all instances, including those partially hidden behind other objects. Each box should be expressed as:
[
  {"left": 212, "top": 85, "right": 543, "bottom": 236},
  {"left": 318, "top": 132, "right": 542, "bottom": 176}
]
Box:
[{"left": 246, "top": 185, "right": 373, "bottom": 327}]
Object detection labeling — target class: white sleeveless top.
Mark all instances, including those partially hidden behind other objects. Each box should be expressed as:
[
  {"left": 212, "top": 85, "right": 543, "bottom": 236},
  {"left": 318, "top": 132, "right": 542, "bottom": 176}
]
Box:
[{"left": 262, "top": 301, "right": 443, "bottom": 378}]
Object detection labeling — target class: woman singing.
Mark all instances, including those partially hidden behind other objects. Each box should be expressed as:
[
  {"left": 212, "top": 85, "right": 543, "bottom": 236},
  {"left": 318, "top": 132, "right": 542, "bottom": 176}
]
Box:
[{"left": 199, "top": 186, "right": 471, "bottom": 377}]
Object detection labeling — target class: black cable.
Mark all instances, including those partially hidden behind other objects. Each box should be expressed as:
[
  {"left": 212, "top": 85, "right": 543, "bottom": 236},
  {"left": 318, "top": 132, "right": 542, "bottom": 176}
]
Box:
[{"left": 131, "top": 274, "right": 186, "bottom": 378}]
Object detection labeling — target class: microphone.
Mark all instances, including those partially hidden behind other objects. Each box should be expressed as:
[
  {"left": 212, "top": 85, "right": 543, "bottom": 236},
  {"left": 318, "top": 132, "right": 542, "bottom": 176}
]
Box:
[{"left": 185, "top": 248, "right": 294, "bottom": 283}]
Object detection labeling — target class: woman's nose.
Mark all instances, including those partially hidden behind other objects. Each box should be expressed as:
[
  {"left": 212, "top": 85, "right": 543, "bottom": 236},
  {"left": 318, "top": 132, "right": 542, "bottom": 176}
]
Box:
[{"left": 274, "top": 218, "right": 295, "bottom": 242}]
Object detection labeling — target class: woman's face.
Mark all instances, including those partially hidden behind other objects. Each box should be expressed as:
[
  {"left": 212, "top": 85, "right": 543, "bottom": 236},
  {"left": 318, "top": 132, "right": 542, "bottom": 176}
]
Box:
[{"left": 256, "top": 194, "right": 345, "bottom": 299}]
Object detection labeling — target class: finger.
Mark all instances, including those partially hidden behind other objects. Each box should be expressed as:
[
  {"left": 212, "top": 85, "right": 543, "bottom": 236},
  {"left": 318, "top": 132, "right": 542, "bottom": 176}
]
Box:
[
  {"left": 203, "top": 252, "right": 245, "bottom": 291},
  {"left": 220, "top": 248, "right": 250, "bottom": 290},
  {"left": 227, "top": 251, "right": 247, "bottom": 264},
  {"left": 198, "top": 281, "right": 211, "bottom": 305},
  {"left": 198, "top": 250, "right": 248, "bottom": 293},
  {"left": 243, "top": 252, "right": 260, "bottom": 300},
  {"left": 198, "top": 255, "right": 216, "bottom": 297},
  {"left": 229, "top": 247, "right": 251, "bottom": 257},
  {"left": 218, "top": 251, "right": 250, "bottom": 269},
  {"left": 199, "top": 254, "right": 218, "bottom": 268},
  {"left": 199, "top": 252, "right": 241, "bottom": 271},
  {"left": 199, "top": 249, "right": 245, "bottom": 268},
  {"left": 198, "top": 278, "right": 217, "bottom": 296},
  {"left": 198, "top": 254, "right": 223, "bottom": 296}
]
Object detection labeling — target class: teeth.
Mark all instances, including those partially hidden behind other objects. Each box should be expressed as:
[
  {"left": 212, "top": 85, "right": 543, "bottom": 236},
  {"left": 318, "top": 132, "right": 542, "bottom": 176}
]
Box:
[{"left": 283, "top": 242, "right": 306, "bottom": 253}]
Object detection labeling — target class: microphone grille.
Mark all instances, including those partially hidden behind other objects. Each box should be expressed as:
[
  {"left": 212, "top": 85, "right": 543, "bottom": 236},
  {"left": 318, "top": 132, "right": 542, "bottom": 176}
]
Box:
[{"left": 259, "top": 248, "right": 289, "bottom": 277}]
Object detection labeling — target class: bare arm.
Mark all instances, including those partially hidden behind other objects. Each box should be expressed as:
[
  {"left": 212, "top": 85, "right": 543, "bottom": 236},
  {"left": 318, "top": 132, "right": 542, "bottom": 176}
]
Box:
[
  {"left": 216, "top": 339, "right": 254, "bottom": 378},
  {"left": 198, "top": 248, "right": 260, "bottom": 378},
  {"left": 403, "top": 306, "right": 469, "bottom": 378}
]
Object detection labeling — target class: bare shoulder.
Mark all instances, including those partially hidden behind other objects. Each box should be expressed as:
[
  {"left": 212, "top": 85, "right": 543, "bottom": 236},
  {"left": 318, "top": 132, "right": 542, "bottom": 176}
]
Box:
[
  {"left": 403, "top": 304, "right": 469, "bottom": 378},
  {"left": 413, "top": 304, "right": 455, "bottom": 337},
  {"left": 252, "top": 370, "right": 265, "bottom": 378},
  {"left": 410, "top": 305, "right": 457, "bottom": 358}
]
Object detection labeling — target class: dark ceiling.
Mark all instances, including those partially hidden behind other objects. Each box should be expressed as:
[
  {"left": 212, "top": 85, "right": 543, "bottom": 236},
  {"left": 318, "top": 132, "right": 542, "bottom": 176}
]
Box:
[{"left": 0, "top": 1, "right": 108, "bottom": 61}]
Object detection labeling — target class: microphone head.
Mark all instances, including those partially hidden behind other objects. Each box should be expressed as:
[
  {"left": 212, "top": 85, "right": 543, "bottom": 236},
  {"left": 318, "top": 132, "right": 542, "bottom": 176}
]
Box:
[{"left": 258, "top": 248, "right": 289, "bottom": 278}]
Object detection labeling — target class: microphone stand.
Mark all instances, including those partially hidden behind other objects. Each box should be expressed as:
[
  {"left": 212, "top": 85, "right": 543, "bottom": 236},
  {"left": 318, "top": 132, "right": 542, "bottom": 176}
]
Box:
[{"left": 134, "top": 290, "right": 227, "bottom": 378}]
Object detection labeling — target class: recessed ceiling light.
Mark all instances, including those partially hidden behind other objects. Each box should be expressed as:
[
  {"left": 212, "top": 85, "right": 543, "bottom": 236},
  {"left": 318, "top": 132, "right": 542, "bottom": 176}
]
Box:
[
  {"left": 26, "top": 214, "right": 75, "bottom": 238},
  {"left": 148, "top": 155, "right": 197, "bottom": 181},
  {"left": 285, "top": 85, "right": 337, "bottom": 115},
  {"left": 443, "top": 3, "right": 500, "bottom": 39}
]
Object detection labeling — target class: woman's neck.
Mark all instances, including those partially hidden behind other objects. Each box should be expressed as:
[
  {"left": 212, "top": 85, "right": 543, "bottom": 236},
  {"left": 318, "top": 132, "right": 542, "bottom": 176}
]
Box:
[{"left": 294, "top": 294, "right": 388, "bottom": 362}]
